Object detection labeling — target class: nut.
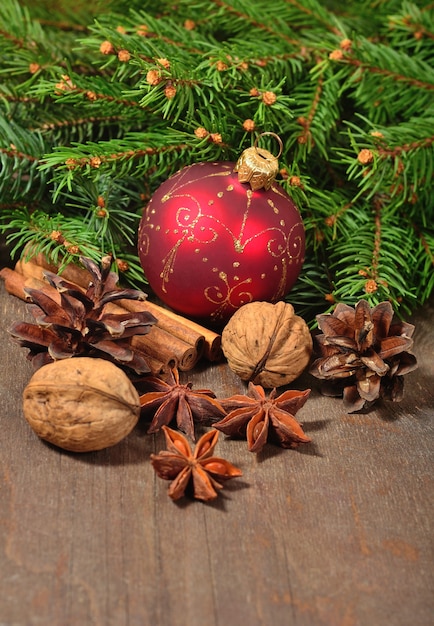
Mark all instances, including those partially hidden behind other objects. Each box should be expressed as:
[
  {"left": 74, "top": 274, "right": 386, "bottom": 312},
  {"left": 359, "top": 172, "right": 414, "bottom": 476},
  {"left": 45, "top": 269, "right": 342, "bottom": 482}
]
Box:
[
  {"left": 222, "top": 301, "right": 313, "bottom": 388},
  {"left": 23, "top": 357, "right": 141, "bottom": 452}
]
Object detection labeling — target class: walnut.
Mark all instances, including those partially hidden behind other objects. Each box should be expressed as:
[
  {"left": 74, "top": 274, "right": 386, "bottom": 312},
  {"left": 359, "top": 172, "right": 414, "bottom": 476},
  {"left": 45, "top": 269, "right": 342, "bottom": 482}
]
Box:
[
  {"left": 22, "top": 358, "right": 141, "bottom": 452},
  {"left": 222, "top": 301, "right": 312, "bottom": 388}
]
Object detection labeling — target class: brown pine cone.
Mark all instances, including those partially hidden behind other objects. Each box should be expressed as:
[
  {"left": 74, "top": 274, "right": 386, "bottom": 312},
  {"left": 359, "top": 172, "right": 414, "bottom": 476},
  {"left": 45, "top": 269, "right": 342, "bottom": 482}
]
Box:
[
  {"left": 309, "top": 300, "right": 417, "bottom": 412},
  {"left": 9, "top": 256, "right": 156, "bottom": 375}
]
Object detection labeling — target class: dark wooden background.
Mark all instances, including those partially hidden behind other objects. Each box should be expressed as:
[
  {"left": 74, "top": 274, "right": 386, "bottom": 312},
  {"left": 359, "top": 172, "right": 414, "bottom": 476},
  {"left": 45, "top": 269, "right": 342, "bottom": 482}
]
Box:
[{"left": 1, "top": 264, "right": 433, "bottom": 625}]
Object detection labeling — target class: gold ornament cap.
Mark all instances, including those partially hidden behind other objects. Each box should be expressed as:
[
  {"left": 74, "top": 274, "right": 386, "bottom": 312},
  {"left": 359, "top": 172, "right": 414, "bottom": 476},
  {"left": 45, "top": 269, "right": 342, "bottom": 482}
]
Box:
[{"left": 235, "top": 132, "right": 283, "bottom": 191}]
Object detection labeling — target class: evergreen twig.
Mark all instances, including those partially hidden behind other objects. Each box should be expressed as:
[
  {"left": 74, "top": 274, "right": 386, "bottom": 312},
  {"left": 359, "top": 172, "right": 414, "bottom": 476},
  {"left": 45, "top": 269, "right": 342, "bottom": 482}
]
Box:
[{"left": 0, "top": 0, "right": 433, "bottom": 323}]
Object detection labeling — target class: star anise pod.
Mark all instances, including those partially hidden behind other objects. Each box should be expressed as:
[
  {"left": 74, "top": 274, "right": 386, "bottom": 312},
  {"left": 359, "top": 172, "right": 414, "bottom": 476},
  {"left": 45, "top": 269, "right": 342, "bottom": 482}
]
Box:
[
  {"left": 214, "top": 382, "right": 311, "bottom": 453},
  {"left": 151, "top": 426, "right": 242, "bottom": 501},
  {"left": 309, "top": 300, "right": 418, "bottom": 412},
  {"left": 139, "top": 367, "right": 226, "bottom": 440},
  {"left": 9, "top": 255, "right": 157, "bottom": 375}
]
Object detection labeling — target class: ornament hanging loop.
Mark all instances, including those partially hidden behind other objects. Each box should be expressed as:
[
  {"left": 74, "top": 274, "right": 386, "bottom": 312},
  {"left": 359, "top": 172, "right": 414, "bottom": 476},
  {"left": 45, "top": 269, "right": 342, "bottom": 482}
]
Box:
[
  {"left": 235, "top": 132, "right": 283, "bottom": 191},
  {"left": 254, "top": 132, "right": 283, "bottom": 160}
]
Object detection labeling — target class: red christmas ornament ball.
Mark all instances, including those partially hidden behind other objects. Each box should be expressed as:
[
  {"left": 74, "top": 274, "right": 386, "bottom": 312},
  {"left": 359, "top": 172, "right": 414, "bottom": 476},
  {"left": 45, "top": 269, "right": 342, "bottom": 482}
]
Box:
[{"left": 138, "top": 161, "right": 305, "bottom": 324}]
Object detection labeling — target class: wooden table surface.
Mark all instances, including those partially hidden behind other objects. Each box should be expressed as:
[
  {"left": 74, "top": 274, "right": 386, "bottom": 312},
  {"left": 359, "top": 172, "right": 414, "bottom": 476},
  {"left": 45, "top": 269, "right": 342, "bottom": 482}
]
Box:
[{"left": 0, "top": 274, "right": 433, "bottom": 626}]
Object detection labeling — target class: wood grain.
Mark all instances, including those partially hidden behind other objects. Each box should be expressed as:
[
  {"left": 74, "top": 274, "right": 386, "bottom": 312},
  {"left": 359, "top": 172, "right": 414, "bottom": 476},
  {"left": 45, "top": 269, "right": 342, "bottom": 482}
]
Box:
[{"left": 0, "top": 280, "right": 433, "bottom": 626}]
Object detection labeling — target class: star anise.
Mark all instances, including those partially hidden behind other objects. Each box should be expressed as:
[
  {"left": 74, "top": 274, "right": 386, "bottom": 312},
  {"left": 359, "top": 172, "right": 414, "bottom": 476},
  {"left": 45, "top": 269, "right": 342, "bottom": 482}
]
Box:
[
  {"left": 309, "top": 300, "right": 418, "bottom": 412},
  {"left": 139, "top": 367, "right": 226, "bottom": 440},
  {"left": 214, "top": 382, "right": 311, "bottom": 453},
  {"left": 151, "top": 426, "right": 242, "bottom": 501},
  {"left": 9, "top": 255, "right": 157, "bottom": 375}
]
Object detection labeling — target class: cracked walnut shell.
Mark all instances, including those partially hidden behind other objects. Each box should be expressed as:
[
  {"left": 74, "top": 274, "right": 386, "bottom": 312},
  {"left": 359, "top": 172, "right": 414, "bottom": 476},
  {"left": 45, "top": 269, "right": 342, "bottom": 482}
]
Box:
[
  {"left": 22, "top": 357, "right": 141, "bottom": 452},
  {"left": 222, "top": 301, "right": 312, "bottom": 388}
]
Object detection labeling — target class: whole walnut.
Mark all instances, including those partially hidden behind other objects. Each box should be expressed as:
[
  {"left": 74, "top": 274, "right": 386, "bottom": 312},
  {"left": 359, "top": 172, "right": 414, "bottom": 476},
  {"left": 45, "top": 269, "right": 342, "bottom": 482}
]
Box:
[
  {"left": 222, "top": 301, "right": 312, "bottom": 388},
  {"left": 23, "top": 357, "right": 141, "bottom": 452}
]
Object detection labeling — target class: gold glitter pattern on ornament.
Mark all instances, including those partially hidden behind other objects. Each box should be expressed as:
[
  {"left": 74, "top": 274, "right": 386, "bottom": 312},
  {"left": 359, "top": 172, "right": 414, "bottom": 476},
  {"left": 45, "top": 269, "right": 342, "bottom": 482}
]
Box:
[{"left": 205, "top": 272, "right": 254, "bottom": 320}]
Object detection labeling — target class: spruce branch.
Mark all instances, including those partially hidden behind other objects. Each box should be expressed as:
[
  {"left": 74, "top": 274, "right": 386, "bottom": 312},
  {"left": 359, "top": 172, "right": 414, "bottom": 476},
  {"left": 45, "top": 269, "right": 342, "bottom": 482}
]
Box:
[
  {"left": 1, "top": 0, "right": 433, "bottom": 320},
  {"left": 285, "top": 0, "right": 343, "bottom": 35}
]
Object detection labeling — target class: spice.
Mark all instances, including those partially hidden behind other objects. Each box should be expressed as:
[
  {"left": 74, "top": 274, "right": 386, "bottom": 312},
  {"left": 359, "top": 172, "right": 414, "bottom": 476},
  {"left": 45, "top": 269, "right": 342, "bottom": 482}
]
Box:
[
  {"left": 12, "top": 253, "right": 223, "bottom": 364},
  {"left": 139, "top": 367, "right": 226, "bottom": 440},
  {"left": 214, "top": 382, "right": 311, "bottom": 453},
  {"left": 151, "top": 426, "right": 242, "bottom": 501},
  {"left": 309, "top": 300, "right": 418, "bottom": 411}
]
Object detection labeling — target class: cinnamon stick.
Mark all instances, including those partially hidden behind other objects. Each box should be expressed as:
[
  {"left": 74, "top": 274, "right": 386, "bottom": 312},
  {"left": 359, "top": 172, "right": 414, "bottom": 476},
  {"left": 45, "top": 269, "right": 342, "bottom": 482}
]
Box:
[
  {"left": 17, "top": 255, "right": 222, "bottom": 362},
  {"left": 14, "top": 259, "right": 193, "bottom": 370},
  {"left": 120, "top": 299, "right": 204, "bottom": 361},
  {"left": 104, "top": 302, "right": 200, "bottom": 372},
  {"left": 139, "top": 354, "right": 168, "bottom": 377},
  {"left": 9, "top": 258, "right": 209, "bottom": 370},
  {"left": 28, "top": 253, "right": 93, "bottom": 288},
  {"left": 0, "top": 267, "right": 169, "bottom": 376},
  {"left": 120, "top": 299, "right": 222, "bottom": 362},
  {"left": 0, "top": 267, "right": 59, "bottom": 302}
]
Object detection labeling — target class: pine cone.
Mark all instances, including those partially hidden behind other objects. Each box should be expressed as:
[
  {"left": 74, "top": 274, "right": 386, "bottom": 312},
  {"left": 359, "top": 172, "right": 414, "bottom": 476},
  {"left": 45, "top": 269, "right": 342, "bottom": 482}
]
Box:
[
  {"left": 10, "top": 256, "right": 157, "bottom": 375},
  {"left": 309, "top": 300, "right": 417, "bottom": 412}
]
